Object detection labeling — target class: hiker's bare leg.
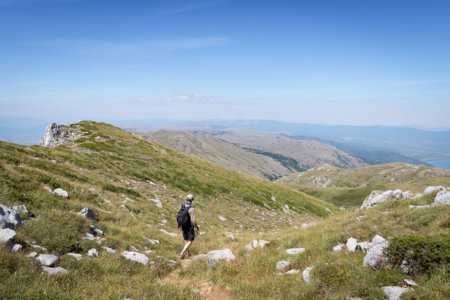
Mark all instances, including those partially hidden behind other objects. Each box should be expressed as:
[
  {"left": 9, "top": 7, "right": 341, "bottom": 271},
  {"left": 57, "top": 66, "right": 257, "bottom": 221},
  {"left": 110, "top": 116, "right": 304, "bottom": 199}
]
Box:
[{"left": 180, "top": 240, "right": 192, "bottom": 256}]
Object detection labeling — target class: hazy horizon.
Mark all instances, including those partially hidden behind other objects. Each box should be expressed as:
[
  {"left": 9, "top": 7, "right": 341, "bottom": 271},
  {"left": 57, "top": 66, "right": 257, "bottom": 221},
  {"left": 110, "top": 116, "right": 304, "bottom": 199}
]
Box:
[{"left": 1, "top": 0, "right": 450, "bottom": 128}]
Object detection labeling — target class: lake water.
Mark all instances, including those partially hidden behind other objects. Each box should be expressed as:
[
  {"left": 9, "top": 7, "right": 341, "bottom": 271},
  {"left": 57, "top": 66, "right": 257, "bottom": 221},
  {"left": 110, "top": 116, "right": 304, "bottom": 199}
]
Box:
[{"left": 428, "top": 160, "right": 450, "bottom": 170}]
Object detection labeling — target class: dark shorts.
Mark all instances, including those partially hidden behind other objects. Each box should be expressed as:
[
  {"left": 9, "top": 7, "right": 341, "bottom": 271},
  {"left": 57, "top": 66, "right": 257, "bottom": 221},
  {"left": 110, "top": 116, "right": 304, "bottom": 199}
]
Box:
[{"left": 182, "top": 227, "right": 195, "bottom": 241}]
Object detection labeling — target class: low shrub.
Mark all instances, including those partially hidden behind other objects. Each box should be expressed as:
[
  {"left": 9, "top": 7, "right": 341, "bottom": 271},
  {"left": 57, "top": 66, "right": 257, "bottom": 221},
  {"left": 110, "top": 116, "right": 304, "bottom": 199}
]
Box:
[{"left": 387, "top": 234, "right": 450, "bottom": 275}]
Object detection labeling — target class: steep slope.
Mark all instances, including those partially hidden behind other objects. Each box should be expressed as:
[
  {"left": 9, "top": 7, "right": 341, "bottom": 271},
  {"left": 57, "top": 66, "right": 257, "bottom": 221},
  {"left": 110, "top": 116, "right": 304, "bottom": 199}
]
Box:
[
  {"left": 193, "top": 128, "right": 368, "bottom": 170},
  {"left": 140, "top": 130, "right": 293, "bottom": 180},
  {"left": 0, "top": 121, "right": 335, "bottom": 298}
]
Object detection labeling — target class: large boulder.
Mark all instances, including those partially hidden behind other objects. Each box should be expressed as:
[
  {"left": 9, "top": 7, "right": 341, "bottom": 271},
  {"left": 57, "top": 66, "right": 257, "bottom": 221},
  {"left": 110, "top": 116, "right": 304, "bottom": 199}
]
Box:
[
  {"left": 206, "top": 249, "right": 235, "bottom": 268},
  {"left": 424, "top": 186, "right": 444, "bottom": 195},
  {"left": 122, "top": 251, "right": 149, "bottom": 265},
  {"left": 39, "top": 123, "right": 81, "bottom": 147},
  {"left": 361, "top": 190, "right": 412, "bottom": 209},
  {"left": 245, "top": 240, "right": 269, "bottom": 251},
  {"left": 0, "top": 204, "right": 23, "bottom": 229},
  {"left": 363, "top": 235, "right": 389, "bottom": 269},
  {"left": 0, "top": 228, "right": 16, "bottom": 243},
  {"left": 434, "top": 188, "right": 450, "bottom": 206},
  {"left": 382, "top": 286, "right": 412, "bottom": 300},
  {"left": 36, "top": 254, "right": 60, "bottom": 267}
]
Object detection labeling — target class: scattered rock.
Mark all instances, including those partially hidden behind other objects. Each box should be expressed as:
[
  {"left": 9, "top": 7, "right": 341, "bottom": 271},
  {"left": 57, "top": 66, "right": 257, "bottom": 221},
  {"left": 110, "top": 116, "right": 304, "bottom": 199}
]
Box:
[
  {"left": 142, "top": 236, "right": 160, "bottom": 245},
  {"left": 361, "top": 190, "right": 412, "bottom": 209},
  {"left": 276, "top": 260, "right": 291, "bottom": 271},
  {"left": 218, "top": 216, "right": 226, "bottom": 221},
  {"left": 122, "top": 251, "right": 149, "bottom": 265},
  {"left": 28, "top": 252, "right": 38, "bottom": 258},
  {"left": 66, "top": 253, "right": 83, "bottom": 260},
  {"left": 11, "top": 244, "right": 23, "bottom": 252},
  {"left": 382, "top": 286, "right": 412, "bottom": 300},
  {"left": 87, "top": 248, "right": 99, "bottom": 257},
  {"left": 0, "top": 204, "right": 24, "bottom": 229},
  {"left": 285, "top": 248, "right": 305, "bottom": 255},
  {"left": 29, "top": 243, "right": 47, "bottom": 252},
  {"left": 434, "top": 188, "right": 450, "bottom": 205},
  {"left": 363, "top": 235, "right": 389, "bottom": 269},
  {"left": 42, "top": 266, "right": 69, "bottom": 275},
  {"left": 159, "top": 229, "right": 178, "bottom": 237},
  {"left": 301, "top": 222, "right": 315, "bottom": 229},
  {"left": 149, "top": 199, "right": 163, "bottom": 208},
  {"left": 36, "top": 254, "right": 60, "bottom": 267},
  {"left": 286, "top": 269, "right": 300, "bottom": 274},
  {"left": 404, "top": 279, "right": 418, "bottom": 286},
  {"left": 0, "top": 228, "right": 16, "bottom": 243},
  {"left": 356, "top": 216, "right": 366, "bottom": 221},
  {"left": 102, "top": 247, "right": 116, "bottom": 254},
  {"left": 53, "top": 188, "right": 69, "bottom": 198},
  {"left": 89, "top": 225, "right": 103, "bottom": 236},
  {"left": 271, "top": 196, "right": 277, "bottom": 202},
  {"left": 409, "top": 204, "right": 432, "bottom": 209},
  {"left": 346, "top": 237, "right": 358, "bottom": 252},
  {"left": 245, "top": 239, "right": 270, "bottom": 251},
  {"left": 206, "top": 249, "right": 235, "bottom": 268},
  {"left": 302, "top": 267, "right": 314, "bottom": 284},
  {"left": 333, "top": 243, "right": 344, "bottom": 252},
  {"left": 77, "top": 208, "right": 97, "bottom": 221},
  {"left": 423, "top": 186, "right": 444, "bottom": 195}
]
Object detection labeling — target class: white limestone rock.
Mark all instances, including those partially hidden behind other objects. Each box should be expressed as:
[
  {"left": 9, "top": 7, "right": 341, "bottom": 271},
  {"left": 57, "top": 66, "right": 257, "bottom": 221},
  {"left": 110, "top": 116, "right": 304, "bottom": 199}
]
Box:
[
  {"left": 77, "top": 208, "right": 97, "bottom": 221},
  {"left": 66, "top": 253, "right": 83, "bottom": 260},
  {"left": 245, "top": 239, "right": 270, "bottom": 251},
  {"left": 36, "top": 254, "right": 60, "bottom": 267},
  {"left": 206, "top": 249, "right": 235, "bottom": 268},
  {"left": 28, "top": 252, "right": 38, "bottom": 258},
  {"left": 89, "top": 225, "right": 103, "bottom": 236},
  {"left": 361, "top": 189, "right": 412, "bottom": 209},
  {"left": 218, "top": 215, "right": 226, "bottom": 221},
  {"left": 149, "top": 199, "right": 163, "bottom": 208},
  {"left": 409, "top": 204, "right": 432, "bottom": 209},
  {"left": 333, "top": 243, "right": 344, "bottom": 252},
  {"left": 102, "top": 247, "right": 116, "bottom": 254},
  {"left": 434, "top": 188, "right": 450, "bottom": 206},
  {"left": 363, "top": 235, "right": 390, "bottom": 269},
  {"left": 142, "top": 236, "right": 160, "bottom": 245},
  {"left": 11, "top": 244, "right": 23, "bottom": 252},
  {"left": 42, "top": 266, "right": 69, "bottom": 275},
  {"left": 159, "top": 229, "right": 178, "bottom": 237},
  {"left": 302, "top": 267, "right": 314, "bottom": 284},
  {"left": 271, "top": 196, "right": 277, "bottom": 202},
  {"left": 301, "top": 222, "right": 315, "bottom": 229},
  {"left": 404, "top": 279, "right": 418, "bottom": 286},
  {"left": 39, "top": 123, "right": 81, "bottom": 147},
  {"left": 122, "top": 251, "right": 149, "bottom": 265},
  {"left": 0, "top": 204, "right": 23, "bottom": 229},
  {"left": 423, "top": 185, "right": 444, "bottom": 195},
  {"left": 87, "top": 248, "right": 98, "bottom": 257},
  {"left": 0, "top": 228, "right": 16, "bottom": 243},
  {"left": 285, "top": 248, "right": 305, "bottom": 255},
  {"left": 356, "top": 241, "right": 372, "bottom": 253},
  {"left": 286, "top": 269, "right": 300, "bottom": 274},
  {"left": 53, "top": 188, "right": 68, "bottom": 198},
  {"left": 346, "top": 237, "right": 358, "bottom": 252},
  {"left": 382, "top": 286, "right": 412, "bottom": 300},
  {"left": 276, "top": 260, "right": 291, "bottom": 271}
]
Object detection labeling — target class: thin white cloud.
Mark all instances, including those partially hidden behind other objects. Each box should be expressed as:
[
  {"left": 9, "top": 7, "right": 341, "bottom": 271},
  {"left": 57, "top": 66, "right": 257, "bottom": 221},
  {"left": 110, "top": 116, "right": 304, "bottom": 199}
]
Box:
[
  {"left": 157, "top": 0, "right": 225, "bottom": 17},
  {"left": 152, "top": 37, "right": 228, "bottom": 50},
  {"left": 165, "top": 94, "right": 216, "bottom": 104}
]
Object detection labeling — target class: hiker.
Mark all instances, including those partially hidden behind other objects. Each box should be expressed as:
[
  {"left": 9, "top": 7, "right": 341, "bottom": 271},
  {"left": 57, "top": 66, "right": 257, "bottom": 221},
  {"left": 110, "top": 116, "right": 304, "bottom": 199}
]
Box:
[{"left": 177, "top": 194, "right": 200, "bottom": 259}]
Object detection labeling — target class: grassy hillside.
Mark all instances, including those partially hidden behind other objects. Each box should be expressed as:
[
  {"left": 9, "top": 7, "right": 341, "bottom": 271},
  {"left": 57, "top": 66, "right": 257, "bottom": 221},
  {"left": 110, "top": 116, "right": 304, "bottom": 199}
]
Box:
[
  {"left": 0, "top": 121, "right": 336, "bottom": 299},
  {"left": 277, "top": 163, "right": 450, "bottom": 207},
  {"left": 139, "top": 130, "right": 293, "bottom": 180}
]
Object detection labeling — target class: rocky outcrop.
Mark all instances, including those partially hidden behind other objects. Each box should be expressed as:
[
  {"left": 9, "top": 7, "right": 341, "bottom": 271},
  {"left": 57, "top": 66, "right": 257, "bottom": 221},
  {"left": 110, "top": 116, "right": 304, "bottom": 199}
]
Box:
[
  {"left": 423, "top": 186, "right": 444, "bottom": 195},
  {"left": 77, "top": 208, "right": 97, "bottom": 222},
  {"left": 434, "top": 188, "right": 450, "bottom": 205},
  {"left": 363, "top": 235, "right": 389, "bottom": 269},
  {"left": 346, "top": 237, "right": 358, "bottom": 252},
  {"left": 39, "top": 123, "right": 81, "bottom": 147},
  {"left": 36, "top": 254, "right": 60, "bottom": 267},
  {"left": 361, "top": 190, "right": 412, "bottom": 209},
  {"left": 0, "top": 204, "right": 26, "bottom": 229},
  {"left": 0, "top": 228, "right": 16, "bottom": 243},
  {"left": 122, "top": 251, "right": 149, "bottom": 265}
]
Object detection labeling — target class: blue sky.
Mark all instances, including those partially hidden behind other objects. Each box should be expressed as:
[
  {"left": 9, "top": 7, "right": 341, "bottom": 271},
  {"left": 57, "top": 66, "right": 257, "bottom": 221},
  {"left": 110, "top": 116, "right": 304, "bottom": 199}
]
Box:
[{"left": 1, "top": 0, "right": 450, "bottom": 128}]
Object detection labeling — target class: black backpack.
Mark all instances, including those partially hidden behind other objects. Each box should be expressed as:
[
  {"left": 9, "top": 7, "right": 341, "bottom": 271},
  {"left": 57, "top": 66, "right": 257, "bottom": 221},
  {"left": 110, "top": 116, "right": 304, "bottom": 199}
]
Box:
[{"left": 176, "top": 204, "right": 191, "bottom": 228}]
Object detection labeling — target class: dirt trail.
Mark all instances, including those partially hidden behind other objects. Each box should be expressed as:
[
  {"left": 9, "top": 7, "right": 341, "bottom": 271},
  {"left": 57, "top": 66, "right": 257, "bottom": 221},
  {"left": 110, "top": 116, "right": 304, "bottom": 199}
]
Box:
[{"left": 159, "top": 257, "right": 233, "bottom": 300}]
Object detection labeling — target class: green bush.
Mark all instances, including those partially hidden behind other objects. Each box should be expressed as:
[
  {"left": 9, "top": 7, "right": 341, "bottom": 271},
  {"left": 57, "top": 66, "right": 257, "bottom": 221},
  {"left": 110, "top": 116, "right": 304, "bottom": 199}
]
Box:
[{"left": 387, "top": 234, "right": 450, "bottom": 275}]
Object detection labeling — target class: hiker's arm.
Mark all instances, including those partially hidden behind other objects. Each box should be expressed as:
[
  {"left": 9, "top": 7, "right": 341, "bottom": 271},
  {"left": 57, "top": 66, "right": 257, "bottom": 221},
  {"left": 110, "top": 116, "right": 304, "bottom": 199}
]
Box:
[{"left": 188, "top": 207, "right": 199, "bottom": 230}]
